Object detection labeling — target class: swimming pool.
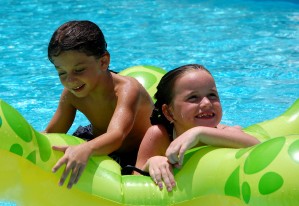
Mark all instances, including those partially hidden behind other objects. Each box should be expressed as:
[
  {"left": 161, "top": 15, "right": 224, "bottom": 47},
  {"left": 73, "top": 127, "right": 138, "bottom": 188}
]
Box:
[
  {"left": 0, "top": 0, "right": 298, "bottom": 203},
  {"left": 1, "top": 0, "right": 298, "bottom": 133}
]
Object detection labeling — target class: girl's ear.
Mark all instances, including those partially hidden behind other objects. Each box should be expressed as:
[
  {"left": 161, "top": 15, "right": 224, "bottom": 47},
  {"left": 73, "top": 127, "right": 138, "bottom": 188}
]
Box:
[
  {"left": 162, "top": 104, "right": 174, "bottom": 123},
  {"left": 99, "top": 51, "right": 110, "bottom": 71}
]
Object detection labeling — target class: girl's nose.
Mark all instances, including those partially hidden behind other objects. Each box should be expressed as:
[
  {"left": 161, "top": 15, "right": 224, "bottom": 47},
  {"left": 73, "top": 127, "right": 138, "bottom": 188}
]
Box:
[{"left": 200, "top": 97, "right": 212, "bottom": 109}]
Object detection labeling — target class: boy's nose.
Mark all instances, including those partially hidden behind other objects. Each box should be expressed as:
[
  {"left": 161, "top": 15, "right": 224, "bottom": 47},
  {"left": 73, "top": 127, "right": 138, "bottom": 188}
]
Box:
[{"left": 66, "top": 73, "right": 76, "bottom": 83}]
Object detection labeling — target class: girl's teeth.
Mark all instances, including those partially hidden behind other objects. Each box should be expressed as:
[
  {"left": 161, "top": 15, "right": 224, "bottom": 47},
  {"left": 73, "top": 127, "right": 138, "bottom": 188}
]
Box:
[{"left": 199, "top": 114, "right": 212, "bottom": 117}]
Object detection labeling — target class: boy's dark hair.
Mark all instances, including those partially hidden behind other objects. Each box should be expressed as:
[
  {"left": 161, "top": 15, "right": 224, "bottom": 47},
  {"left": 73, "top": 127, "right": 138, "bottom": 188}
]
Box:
[
  {"left": 150, "top": 64, "right": 211, "bottom": 137},
  {"left": 48, "top": 20, "right": 107, "bottom": 63}
]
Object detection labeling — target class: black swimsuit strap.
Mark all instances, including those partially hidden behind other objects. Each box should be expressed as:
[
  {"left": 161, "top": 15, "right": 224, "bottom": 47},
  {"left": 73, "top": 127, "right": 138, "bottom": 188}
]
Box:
[{"left": 121, "top": 165, "right": 150, "bottom": 176}]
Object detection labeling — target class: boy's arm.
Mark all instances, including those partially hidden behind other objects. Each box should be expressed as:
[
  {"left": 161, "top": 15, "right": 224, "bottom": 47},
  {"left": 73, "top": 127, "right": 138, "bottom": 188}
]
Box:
[
  {"left": 44, "top": 89, "right": 76, "bottom": 133},
  {"left": 52, "top": 81, "right": 146, "bottom": 188},
  {"left": 87, "top": 81, "right": 143, "bottom": 154}
]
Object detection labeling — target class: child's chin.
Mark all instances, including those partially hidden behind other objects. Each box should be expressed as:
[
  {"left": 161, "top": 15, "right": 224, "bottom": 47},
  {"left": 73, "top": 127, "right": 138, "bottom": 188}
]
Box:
[
  {"left": 72, "top": 91, "right": 87, "bottom": 98},
  {"left": 195, "top": 120, "right": 217, "bottom": 128}
]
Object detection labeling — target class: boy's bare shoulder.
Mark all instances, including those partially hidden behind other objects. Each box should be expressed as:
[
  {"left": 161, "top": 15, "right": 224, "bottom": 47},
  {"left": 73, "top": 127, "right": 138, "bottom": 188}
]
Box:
[
  {"left": 60, "top": 88, "right": 75, "bottom": 103},
  {"left": 114, "top": 73, "right": 142, "bottom": 86},
  {"left": 113, "top": 73, "right": 149, "bottom": 95}
]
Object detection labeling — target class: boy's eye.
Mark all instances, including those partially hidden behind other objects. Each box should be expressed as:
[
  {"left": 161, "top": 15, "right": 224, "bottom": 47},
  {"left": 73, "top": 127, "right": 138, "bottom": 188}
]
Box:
[
  {"left": 75, "top": 68, "right": 85, "bottom": 73},
  {"left": 58, "top": 72, "right": 66, "bottom": 76}
]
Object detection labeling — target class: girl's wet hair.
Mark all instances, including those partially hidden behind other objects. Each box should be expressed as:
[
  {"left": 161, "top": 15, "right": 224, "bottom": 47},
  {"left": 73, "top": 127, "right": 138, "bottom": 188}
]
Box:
[
  {"left": 150, "top": 64, "right": 211, "bottom": 136},
  {"left": 48, "top": 20, "right": 107, "bottom": 63}
]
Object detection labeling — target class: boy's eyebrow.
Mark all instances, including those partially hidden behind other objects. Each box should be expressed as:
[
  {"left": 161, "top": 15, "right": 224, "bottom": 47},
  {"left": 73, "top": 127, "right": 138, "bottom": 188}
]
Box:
[
  {"left": 74, "top": 62, "right": 86, "bottom": 67},
  {"left": 54, "top": 62, "right": 86, "bottom": 70}
]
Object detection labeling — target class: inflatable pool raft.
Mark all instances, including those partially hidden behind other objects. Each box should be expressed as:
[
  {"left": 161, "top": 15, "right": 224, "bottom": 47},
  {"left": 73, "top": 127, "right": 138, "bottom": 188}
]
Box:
[{"left": 0, "top": 65, "right": 299, "bottom": 206}]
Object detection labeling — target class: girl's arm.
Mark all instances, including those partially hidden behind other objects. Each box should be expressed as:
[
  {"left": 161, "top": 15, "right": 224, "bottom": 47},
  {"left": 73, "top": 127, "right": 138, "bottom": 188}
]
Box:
[
  {"left": 135, "top": 125, "right": 170, "bottom": 171},
  {"left": 135, "top": 125, "right": 176, "bottom": 191},
  {"left": 166, "top": 126, "right": 260, "bottom": 167}
]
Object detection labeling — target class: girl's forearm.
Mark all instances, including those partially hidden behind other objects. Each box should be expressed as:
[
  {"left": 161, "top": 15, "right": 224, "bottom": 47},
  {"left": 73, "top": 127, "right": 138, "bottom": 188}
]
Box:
[{"left": 194, "top": 126, "right": 260, "bottom": 148}]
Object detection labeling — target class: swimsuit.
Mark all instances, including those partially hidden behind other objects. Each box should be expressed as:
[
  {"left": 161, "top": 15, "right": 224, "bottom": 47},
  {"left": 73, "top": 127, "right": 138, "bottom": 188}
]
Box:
[{"left": 73, "top": 124, "right": 136, "bottom": 175}]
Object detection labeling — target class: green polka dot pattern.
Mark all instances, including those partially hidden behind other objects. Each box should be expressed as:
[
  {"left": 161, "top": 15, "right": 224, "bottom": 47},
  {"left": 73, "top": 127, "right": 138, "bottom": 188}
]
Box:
[
  {"left": 224, "top": 166, "right": 241, "bottom": 198},
  {"left": 244, "top": 137, "right": 285, "bottom": 174},
  {"left": 224, "top": 136, "right": 288, "bottom": 204},
  {"left": 235, "top": 147, "right": 252, "bottom": 159},
  {"left": 2, "top": 101, "right": 33, "bottom": 143},
  {"left": 259, "top": 172, "right": 283, "bottom": 195},
  {"left": 27, "top": 150, "right": 37, "bottom": 164},
  {"left": 34, "top": 130, "right": 51, "bottom": 162},
  {"left": 241, "top": 182, "right": 251, "bottom": 204},
  {"left": 288, "top": 139, "right": 299, "bottom": 163},
  {"left": 10, "top": 144, "right": 23, "bottom": 156}
]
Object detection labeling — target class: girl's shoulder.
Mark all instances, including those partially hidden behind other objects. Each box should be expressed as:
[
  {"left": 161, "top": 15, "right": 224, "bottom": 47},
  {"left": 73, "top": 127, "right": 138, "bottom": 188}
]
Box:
[
  {"left": 143, "top": 125, "right": 172, "bottom": 153},
  {"left": 147, "top": 125, "right": 172, "bottom": 142}
]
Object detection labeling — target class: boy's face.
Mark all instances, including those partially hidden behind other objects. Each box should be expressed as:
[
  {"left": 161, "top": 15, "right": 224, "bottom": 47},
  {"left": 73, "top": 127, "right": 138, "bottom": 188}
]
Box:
[
  {"left": 168, "top": 69, "right": 222, "bottom": 133},
  {"left": 51, "top": 50, "right": 105, "bottom": 98}
]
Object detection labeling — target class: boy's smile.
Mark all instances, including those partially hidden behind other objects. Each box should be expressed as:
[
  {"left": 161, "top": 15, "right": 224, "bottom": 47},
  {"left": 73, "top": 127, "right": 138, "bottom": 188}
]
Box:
[{"left": 71, "top": 84, "right": 86, "bottom": 93}]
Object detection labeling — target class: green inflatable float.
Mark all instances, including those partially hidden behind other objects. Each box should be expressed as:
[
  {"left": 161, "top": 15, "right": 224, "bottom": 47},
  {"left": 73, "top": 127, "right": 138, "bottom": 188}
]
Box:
[{"left": 0, "top": 65, "right": 299, "bottom": 206}]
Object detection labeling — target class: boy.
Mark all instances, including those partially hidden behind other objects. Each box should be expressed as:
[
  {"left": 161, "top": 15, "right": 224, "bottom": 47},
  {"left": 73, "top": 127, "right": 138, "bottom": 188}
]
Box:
[{"left": 45, "top": 20, "right": 153, "bottom": 189}]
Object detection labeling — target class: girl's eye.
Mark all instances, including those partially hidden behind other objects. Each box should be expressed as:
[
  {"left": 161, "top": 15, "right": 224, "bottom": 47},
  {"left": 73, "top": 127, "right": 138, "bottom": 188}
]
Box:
[
  {"left": 208, "top": 93, "right": 219, "bottom": 100},
  {"left": 187, "top": 95, "right": 198, "bottom": 102}
]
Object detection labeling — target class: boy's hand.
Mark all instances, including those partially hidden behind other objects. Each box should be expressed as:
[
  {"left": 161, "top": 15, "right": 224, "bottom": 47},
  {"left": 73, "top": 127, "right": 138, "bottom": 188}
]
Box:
[{"left": 52, "top": 143, "right": 91, "bottom": 189}]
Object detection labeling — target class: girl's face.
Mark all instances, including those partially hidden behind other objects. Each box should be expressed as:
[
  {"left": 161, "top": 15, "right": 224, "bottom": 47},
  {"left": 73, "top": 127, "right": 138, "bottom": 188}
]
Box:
[
  {"left": 167, "top": 69, "right": 222, "bottom": 135},
  {"left": 52, "top": 50, "right": 105, "bottom": 98}
]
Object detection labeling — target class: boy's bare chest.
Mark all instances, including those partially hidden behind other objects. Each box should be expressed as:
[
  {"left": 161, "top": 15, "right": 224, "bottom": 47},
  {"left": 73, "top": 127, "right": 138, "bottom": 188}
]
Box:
[{"left": 75, "top": 98, "right": 117, "bottom": 130}]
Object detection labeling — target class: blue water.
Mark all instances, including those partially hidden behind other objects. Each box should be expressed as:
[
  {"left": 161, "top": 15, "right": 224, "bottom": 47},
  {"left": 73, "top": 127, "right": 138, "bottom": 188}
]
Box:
[
  {"left": 1, "top": 0, "right": 299, "bottom": 132},
  {"left": 0, "top": 0, "right": 298, "bottom": 204}
]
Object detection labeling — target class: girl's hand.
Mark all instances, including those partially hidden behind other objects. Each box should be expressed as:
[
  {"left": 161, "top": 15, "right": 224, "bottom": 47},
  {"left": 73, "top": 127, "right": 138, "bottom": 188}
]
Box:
[
  {"left": 166, "top": 128, "right": 200, "bottom": 167},
  {"left": 52, "top": 143, "right": 92, "bottom": 189},
  {"left": 145, "top": 156, "right": 176, "bottom": 192}
]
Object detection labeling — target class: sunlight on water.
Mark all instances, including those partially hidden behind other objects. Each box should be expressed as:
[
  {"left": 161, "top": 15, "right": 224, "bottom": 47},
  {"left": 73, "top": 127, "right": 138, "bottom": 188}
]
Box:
[
  {"left": 0, "top": 202, "right": 16, "bottom": 206},
  {"left": 0, "top": 0, "right": 298, "bottom": 133}
]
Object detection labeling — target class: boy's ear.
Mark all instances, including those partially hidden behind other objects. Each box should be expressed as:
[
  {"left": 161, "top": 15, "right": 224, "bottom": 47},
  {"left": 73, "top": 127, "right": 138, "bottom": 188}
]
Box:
[
  {"left": 99, "top": 52, "right": 110, "bottom": 70},
  {"left": 162, "top": 104, "right": 174, "bottom": 122}
]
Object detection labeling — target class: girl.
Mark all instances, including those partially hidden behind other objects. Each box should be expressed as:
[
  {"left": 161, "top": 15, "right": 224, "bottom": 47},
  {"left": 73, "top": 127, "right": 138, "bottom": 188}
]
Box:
[{"left": 134, "top": 64, "right": 260, "bottom": 192}]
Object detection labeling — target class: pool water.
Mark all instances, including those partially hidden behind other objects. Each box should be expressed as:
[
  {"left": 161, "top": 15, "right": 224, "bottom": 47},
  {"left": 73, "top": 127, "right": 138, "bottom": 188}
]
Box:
[{"left": 0, "top": 0, "right": 298, "bottom": 204}]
